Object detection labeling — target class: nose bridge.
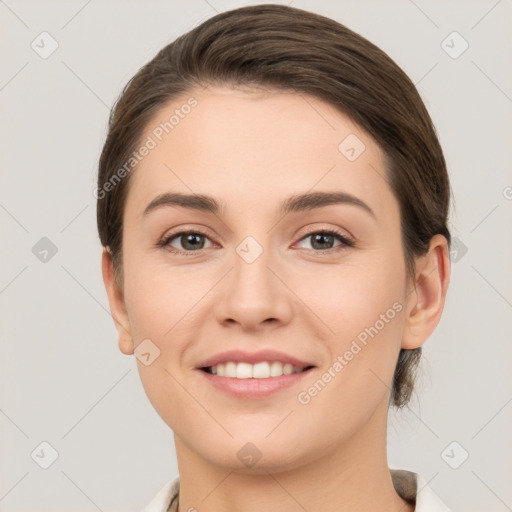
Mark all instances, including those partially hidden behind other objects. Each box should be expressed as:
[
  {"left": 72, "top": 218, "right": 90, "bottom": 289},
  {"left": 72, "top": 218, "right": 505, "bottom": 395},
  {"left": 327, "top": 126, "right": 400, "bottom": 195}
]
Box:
[
  {"left": 215, "top": 233, "right": 293, "bottom": 329},
  {"left": 232, "top": 234, "right": 276, "bottom": 307}
]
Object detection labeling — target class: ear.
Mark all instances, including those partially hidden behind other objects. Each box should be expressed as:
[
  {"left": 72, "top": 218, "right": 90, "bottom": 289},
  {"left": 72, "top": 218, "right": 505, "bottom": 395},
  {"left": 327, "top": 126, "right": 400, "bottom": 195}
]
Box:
[
  {"left": 402, "top": 234, "right": 451, "bottom": 350},
  {"left": 101, "top": 248, "right": 134, "bottom": 355}
]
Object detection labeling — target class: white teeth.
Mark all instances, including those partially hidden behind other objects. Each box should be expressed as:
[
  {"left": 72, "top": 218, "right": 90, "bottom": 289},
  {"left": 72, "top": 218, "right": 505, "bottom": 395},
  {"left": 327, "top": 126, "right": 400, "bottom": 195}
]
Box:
[
  {"left": 236, "top": 362, "right": 252, "bottom": 379},
  {"left": 269, "top": 361, "right": 283, "bottom": 377},
  {"left": 208, "top": 361, "right": 307, "bottom": 378},
  {"left": 225, "top": 361, "right": 236, "bottom": 377},
  {"left": 253, "top": 362, "right": 270, "bottom": 378}
]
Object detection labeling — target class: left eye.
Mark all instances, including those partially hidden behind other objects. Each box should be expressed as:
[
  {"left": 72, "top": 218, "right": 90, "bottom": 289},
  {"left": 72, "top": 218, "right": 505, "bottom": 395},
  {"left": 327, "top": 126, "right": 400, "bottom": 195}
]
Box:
[{"left": 296, "top": 230, "right": 354, "bottom": 251}]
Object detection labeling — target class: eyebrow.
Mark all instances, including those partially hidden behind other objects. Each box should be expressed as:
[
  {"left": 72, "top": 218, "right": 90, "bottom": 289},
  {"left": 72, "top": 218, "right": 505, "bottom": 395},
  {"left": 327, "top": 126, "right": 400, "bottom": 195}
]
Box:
[{"left": 143, "top": 191, "right": 375, "bottom": 218}]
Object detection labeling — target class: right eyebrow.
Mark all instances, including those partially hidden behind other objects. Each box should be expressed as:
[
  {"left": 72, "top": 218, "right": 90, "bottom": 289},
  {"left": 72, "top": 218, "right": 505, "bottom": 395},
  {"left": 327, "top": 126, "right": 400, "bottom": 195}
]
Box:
[{"left": 143, "top": 192, "right": 223, "bottom": 217}]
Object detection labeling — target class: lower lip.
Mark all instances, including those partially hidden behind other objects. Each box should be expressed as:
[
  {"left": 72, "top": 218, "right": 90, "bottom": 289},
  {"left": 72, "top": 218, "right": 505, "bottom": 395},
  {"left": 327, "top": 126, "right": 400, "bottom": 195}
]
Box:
[{"left": 198, "top": 368, "right": 314, "bottom": 399}]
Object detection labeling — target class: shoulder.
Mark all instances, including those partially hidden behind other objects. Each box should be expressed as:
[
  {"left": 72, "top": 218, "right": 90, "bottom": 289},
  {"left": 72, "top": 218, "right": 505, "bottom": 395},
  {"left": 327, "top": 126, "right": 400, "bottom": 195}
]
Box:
[
  {"left": 141, "top": 476, "right": 180, "bottom": 512},
  {"left": 391, "top": 468, "right": 452, "bottom": 512}
]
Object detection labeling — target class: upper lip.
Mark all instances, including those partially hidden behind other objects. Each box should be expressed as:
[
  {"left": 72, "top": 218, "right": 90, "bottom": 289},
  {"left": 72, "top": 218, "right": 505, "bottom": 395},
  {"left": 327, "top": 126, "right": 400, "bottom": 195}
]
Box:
[{"left": 196, "top": 349, "right": 315, "bottom": 369}]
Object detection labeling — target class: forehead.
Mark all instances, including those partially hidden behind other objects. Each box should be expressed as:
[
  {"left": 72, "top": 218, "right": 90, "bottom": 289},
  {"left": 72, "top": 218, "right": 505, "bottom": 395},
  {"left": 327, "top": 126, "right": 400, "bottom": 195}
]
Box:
[{"left": 124, "top": 85, "right": 396, "bottom": 220}]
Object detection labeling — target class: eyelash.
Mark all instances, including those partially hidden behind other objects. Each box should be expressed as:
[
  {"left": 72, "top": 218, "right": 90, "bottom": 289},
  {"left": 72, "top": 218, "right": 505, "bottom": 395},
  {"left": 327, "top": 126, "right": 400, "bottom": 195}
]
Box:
[{"left": 157, "top": 228, "right": 355, "bottom": 256}]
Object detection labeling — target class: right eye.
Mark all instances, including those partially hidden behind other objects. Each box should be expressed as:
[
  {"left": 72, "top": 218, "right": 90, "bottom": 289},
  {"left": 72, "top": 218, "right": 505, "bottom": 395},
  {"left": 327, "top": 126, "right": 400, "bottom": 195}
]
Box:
[{"left": 159, "top": 230, "right": 215, "bottom": 255}]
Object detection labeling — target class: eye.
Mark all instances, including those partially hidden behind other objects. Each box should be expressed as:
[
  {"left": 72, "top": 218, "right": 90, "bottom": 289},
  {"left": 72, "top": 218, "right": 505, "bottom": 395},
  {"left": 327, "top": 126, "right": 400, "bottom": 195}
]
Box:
[
  {"left": 158, "top": 228, "right": 354, "bottom": 256},
  {"left": 159, "top": 230, "right": 214, "bottom": 255},
  {"left": 295, "top": 229, "right": 354, "bottom": 252}
]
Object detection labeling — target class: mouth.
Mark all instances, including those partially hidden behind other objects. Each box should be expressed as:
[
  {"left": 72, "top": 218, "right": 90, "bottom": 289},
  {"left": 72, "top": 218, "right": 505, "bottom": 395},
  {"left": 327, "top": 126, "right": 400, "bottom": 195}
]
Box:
[
  {"left": 200, "top": 361, "right": 315, "bottom": 379},
  {"left": 197, "top": 361, "right": 316, "bottom": 399}
]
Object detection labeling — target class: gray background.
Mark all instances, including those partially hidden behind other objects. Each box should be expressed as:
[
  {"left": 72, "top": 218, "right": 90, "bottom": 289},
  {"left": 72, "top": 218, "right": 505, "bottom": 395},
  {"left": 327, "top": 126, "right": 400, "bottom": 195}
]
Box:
[{"left": 1, "top": 0, "right": 511, "bottom": 510}]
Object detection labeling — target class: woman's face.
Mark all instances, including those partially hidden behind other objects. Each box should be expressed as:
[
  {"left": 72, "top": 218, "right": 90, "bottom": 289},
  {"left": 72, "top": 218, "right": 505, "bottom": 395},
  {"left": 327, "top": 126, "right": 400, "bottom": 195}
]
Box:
[{"left": 114, "top": 85, "right": 414, "bottom": 471}]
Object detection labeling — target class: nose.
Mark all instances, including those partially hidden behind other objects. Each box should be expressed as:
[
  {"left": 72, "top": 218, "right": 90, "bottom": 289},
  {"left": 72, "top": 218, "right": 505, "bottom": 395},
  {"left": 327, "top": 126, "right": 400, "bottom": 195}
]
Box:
[{"left": 214, "top": 243, "right": 294, "bottom": 332}]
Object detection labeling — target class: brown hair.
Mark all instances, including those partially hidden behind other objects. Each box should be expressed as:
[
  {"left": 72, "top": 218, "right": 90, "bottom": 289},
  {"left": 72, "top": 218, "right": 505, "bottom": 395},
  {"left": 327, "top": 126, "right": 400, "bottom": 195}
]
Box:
[{"left": 96, "top": 4, "right": 451, "bottom": 408}]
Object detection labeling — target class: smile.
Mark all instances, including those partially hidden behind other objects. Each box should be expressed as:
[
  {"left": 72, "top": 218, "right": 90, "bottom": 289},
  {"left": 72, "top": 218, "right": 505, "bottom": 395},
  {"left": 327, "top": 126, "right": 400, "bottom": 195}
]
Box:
[
  {"left": 198, "top": 364, "right": 315, "bottom": 399},
  {"left": 202, "top": 361, "right": 313, "bottom": 379}
]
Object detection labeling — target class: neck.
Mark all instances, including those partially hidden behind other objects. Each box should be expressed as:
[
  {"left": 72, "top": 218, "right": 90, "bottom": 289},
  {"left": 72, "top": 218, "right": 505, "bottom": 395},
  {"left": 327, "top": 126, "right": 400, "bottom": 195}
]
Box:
[{"left": 174, "top": 399, "right": 414, "bottom": 512}]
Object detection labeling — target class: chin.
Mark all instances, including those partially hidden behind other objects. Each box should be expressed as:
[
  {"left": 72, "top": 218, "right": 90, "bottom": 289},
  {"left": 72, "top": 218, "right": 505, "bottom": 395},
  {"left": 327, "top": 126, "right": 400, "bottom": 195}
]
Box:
[
  {"left": 210, "top": 451, "right": 306, "bottom": 475},
  {"left": 197, "top": 434, "right": 309, "bottom": 474}
]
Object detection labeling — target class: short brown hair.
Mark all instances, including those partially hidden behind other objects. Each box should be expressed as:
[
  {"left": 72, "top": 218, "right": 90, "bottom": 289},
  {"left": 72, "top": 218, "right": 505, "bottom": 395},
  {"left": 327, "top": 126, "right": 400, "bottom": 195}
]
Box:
[{"left": 96, "top": 4, "right": 451, "bottom": 408}]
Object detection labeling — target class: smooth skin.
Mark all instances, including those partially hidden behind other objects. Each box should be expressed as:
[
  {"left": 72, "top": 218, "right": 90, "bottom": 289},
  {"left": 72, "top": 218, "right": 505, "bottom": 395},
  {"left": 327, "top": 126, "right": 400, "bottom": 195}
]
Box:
[{"left": 102, "top": 85, "right": 450, "bottom": 512}]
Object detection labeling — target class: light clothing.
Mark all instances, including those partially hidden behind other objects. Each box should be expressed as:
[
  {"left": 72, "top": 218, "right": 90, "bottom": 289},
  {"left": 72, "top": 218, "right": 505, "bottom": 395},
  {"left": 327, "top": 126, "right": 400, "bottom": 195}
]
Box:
[{"left": 141, "top": 468, "right": 452, "bottom": 511}]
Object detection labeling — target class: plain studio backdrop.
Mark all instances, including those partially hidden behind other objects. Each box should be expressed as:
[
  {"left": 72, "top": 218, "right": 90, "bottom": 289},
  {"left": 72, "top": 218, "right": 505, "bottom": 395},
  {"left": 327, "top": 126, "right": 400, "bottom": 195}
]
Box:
[{"left": 1, "top": 1, "right": 511, "bottom": 511}]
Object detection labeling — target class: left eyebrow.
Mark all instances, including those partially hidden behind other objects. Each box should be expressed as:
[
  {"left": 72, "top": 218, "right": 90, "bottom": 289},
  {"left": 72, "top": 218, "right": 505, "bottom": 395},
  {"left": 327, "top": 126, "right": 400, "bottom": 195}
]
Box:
[
  {"left": 142, "top": 190, "right": 375, "bottom": 219},
  {"left": 280, "top": 191, "right": 375, "bottom": 218}
]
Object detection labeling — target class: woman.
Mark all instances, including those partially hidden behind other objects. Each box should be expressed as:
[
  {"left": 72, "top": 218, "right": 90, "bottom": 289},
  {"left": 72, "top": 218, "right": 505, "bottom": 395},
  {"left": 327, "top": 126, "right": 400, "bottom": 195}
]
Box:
[{"left": 97, "top": 4, "right": 452, "bottom": 511}]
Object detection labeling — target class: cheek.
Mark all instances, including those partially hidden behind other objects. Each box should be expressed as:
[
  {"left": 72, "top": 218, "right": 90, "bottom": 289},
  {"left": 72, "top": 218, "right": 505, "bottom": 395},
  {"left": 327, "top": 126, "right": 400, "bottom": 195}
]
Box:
[
  {"left": 122, "top": 255, "right": 214, "bottom": 405},
  {"left": 299, "top": 252, "right": 405, "bottom": 337},
  {"left": 121, "top": 258, "right": 201, "bottom": 427},
  {"left": 300, "top": 253, "right": 406, "bottom": 394},
  {"left": 123, "top": 252, "right": 208, "bottom": 341},
  {"left": 279, "top": 265, "right": 406, "bottom": 457}
]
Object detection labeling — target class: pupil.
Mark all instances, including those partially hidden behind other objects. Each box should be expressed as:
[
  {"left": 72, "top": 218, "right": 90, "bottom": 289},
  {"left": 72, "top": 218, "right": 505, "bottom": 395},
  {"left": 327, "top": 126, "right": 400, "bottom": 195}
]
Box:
[
  {"left": 313, "top": 233, "right": 333, "bottom": 250},
  {"left": 183, "top": 233, "right": 203, "bottom": 250}
]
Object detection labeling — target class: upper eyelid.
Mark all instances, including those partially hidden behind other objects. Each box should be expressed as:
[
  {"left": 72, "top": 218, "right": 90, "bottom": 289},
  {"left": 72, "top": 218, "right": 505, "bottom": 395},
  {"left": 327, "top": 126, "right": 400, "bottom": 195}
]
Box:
[
  {"left": 163, "top": 221, "right": 352, "bottom": 238},
  {"left": 162, "top": 228, "right": 216, "bottom": 245}
]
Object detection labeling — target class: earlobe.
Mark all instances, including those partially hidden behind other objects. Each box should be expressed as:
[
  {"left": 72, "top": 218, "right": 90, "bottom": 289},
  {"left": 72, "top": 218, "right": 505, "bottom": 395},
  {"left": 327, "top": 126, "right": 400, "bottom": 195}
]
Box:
[
  {"left": 101, "top": 248, "right": 134, "bottom": 355},
  {"left": 402, "top": 234, "right": 451, "bottom": 350}
]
